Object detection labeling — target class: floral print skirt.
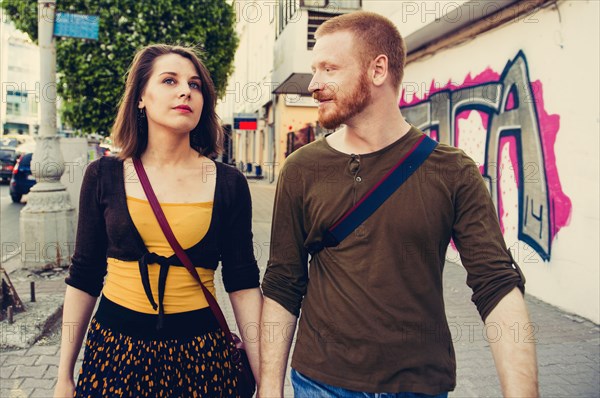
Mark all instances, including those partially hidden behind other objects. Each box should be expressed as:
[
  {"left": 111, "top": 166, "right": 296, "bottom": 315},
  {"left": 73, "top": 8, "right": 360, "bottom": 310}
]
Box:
[{"left": 74, "top": 296, "right": 240, "bottom": 397}]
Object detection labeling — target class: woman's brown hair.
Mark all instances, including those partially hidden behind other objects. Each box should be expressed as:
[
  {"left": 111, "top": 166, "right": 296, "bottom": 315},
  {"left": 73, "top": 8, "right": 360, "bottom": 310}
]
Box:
[{"left": 112, "top": 44, "right": 223, "bottom": 159}]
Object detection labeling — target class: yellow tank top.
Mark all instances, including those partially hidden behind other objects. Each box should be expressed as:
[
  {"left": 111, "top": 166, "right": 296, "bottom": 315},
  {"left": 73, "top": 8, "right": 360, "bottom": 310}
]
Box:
[{"left": 103, "top": 196, "right": 215, "bottom": 314}]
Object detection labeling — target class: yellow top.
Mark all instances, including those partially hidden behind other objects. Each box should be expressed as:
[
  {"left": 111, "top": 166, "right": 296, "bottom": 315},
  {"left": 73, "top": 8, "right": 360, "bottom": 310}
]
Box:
[{"left": 103, "top": 196, "right": 215, "bottom": 314}]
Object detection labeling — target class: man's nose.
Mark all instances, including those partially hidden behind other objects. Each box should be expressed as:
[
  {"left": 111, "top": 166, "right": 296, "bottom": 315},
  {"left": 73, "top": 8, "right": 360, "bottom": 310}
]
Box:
[{"left": 308, "top": 75, "right": 321, "bottom": 93}]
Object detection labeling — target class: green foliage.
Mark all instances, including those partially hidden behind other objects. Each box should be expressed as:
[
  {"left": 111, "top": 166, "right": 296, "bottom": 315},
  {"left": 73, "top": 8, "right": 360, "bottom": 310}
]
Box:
[{"left": 1, "top": 0, "right": 239, "bottom": 135}]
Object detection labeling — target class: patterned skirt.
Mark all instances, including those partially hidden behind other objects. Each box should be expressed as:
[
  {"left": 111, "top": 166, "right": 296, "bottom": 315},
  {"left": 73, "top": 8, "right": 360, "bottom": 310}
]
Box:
[{"left": 75, "top": 297, "right": 240, "bottom": 397}]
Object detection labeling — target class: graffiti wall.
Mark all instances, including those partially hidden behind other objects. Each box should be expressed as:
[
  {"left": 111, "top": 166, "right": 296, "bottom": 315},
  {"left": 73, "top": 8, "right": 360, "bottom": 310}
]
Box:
[
  {"left": 397, "top": 1, "right": 599, "bottom": 322},
  {"left": 401, "top": 51, "right": 571, "bottom": 262}
]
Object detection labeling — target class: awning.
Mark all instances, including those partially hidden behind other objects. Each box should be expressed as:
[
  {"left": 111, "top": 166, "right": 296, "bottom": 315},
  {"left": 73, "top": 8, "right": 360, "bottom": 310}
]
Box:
[{"left": 272, "top": 73, "right": 313, "bottom": 96}]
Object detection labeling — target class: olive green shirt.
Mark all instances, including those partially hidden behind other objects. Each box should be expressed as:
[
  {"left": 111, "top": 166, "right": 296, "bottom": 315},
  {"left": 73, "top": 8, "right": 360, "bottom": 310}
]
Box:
[{"left": 262, "top": 126, "right": 525, "bottom": 394}]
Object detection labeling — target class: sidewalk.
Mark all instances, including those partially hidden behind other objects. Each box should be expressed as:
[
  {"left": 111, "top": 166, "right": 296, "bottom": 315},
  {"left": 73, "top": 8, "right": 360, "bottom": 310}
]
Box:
[{"left": 1, "top": 179, "right": 598, "bottom": 397}]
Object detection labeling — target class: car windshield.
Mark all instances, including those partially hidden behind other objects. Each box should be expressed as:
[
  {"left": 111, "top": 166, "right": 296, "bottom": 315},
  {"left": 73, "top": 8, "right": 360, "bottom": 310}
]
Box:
[{"left": 0, "top": 138, "right": 18, "bottom": 147}]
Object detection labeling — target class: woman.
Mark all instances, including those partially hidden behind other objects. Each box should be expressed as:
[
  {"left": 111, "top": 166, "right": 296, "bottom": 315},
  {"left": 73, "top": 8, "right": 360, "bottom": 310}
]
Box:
[{"left": 54, "top": 44, "right": 262, "bottom": 397}]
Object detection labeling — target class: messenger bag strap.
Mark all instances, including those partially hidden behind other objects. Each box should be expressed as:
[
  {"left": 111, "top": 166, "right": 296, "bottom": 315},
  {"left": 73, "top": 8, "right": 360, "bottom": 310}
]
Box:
[
  {"left": 132, "top": 158, "right": 235, "bottom": 344},
  {"left": 308, "top": 134, "right": 438, "bottom": 254}
]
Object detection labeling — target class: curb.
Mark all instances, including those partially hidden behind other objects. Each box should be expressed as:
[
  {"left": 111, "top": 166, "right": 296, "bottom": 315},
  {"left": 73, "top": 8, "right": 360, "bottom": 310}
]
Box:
[
  {"left": 0, "top": 292, "right": 64, "bottom": 350},
  {"left": 1, "top": 254, "right": 67, "bottom": 351}
]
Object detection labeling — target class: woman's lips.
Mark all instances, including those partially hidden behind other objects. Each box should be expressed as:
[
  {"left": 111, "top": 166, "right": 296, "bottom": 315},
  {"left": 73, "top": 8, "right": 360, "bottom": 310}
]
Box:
[{"left": 174, "top": 105, "right": 192, "bottom": 113}]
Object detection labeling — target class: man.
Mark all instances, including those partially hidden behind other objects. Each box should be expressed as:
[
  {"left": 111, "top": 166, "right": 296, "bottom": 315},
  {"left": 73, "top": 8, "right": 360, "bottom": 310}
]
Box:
[{"left": 260, "top": 11, "right": 538, "bottom": 398}]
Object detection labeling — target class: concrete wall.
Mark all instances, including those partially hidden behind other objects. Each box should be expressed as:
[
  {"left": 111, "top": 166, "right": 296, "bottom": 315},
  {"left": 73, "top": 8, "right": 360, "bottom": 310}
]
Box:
[
  {"left": 378, "top": 1, "right": 599, "bottom": 322},
  {"left": 272, "top": 10, "right": 311, "bottom": 84},
  {"left": 59, "top": 137, "right": 90, "bottom": 211}
]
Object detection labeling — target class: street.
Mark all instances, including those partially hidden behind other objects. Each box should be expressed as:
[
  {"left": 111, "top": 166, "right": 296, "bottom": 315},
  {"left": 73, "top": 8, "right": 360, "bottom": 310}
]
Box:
[
  {"left": 0, "top": 181, "right": 598, "bottom": 397},
  {"left": 0, "top": 183, "right": 25, "bottom": 262}
]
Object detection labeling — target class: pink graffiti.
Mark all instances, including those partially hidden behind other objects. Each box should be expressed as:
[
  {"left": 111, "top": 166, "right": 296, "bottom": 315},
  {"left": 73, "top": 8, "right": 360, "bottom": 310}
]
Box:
[{"left": 400, "top": 65, "right": 571, "bottom": 245}]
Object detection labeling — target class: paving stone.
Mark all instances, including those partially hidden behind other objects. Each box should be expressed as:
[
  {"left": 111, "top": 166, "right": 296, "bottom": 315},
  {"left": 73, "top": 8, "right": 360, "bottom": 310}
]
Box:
[
  {"left": 0, "top": 378, "right": 23, "bottom": 393},
  {"left": 539, "top": 383, "right": 569, "bottom": 396},
  {"left": 3, "top": 355, "right": 37, "bottom": 366},
  {"left": 12, "top": 365, "right": 49, "bottom": 379},
  {"left": 0, "top": 387, "right": 33, "bottom": 398},
  {"left": 561, "top": 382, "right": 599, "bottom": 397},
  {"left": 31, "top": 388, "right": 57, "bottom": 398},
  {"left": 0, "top": 349, "right": 28, "bottom": 356},
  {"left": 34, "top": 354, "right": 59, "bottom": 367},
  {"left": 26, "top": 345, "right": 59, "bottom": 356},
  {"left": 20, "top": 377, "right": 56, "bottom": 390},
  {"left": 42, "top": 365, "right": 58, "bottom": 379},
  {"left": 1, "top": 364, "right": 16, "bottom": 379}
]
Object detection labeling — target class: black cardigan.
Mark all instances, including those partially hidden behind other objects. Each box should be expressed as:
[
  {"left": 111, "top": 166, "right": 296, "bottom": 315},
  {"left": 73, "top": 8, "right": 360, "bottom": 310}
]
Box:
[{"left": 66, "top": 156, "right": 260, "bottom": 297}]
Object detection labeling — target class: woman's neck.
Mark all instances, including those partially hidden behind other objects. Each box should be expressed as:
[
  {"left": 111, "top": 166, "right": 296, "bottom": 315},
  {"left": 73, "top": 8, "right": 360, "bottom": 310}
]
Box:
[{"left": 142, "top": 129, "right": 200, "bottom": 167}]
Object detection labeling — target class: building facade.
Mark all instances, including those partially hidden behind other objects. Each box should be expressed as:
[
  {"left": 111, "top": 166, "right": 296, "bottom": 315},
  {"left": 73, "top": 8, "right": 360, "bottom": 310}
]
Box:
[
  {"left": 218, "top": 0, "right": 360, "bottom": 181},
  {"left": 1, "top": 20, "right": 40, "bottom": 136},
  {"left": 374, "top": 0, "right": 598, "bottom": 323},
  {"left": 219, "top": 0, "right": 599, "bottom": 322}
]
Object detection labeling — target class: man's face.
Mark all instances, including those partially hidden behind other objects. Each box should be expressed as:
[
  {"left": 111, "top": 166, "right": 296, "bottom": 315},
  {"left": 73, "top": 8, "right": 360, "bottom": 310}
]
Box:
[{"left": 310, "top": 31, "right": 372, "bottom": 129}]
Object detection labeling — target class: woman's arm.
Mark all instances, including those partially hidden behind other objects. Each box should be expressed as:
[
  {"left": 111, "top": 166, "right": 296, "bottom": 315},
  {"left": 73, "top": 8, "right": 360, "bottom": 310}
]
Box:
[
  {"left": 54, "top": 286, "right": 98, "bottom": 398},
  {"left": 55, "top": 160, "right": 108, "bottom": 397},
  {"left": 229, "top": 287, "right": 263, "bottom": 384}
]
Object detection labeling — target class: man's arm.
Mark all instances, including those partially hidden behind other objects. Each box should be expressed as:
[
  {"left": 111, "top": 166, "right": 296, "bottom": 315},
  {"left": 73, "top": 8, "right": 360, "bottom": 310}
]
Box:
[
  {"left": 486, "top": 287, "right": 539, "bottom": 397},
  {"left": 258, "top": 298, "right": 298, "bottom": 397},
  {"left": 259, "top": 156, "right": 309, "bottom": 397},
  {"left": 450, "top": 152, "right": 538, "bottom": 395}
]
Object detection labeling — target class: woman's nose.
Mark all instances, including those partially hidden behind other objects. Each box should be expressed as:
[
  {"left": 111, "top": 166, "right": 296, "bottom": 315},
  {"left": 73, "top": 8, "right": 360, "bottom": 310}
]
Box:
[{"left": 179, "top": 85, "right": 191, "bottom": 98}]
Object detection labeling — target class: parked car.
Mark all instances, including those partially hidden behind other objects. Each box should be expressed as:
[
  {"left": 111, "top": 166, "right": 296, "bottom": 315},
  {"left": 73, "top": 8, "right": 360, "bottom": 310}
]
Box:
[
  {"left": 1, "top": 137, "right": 19, "bottom": 148},
  {"left": 0, "top": 147, "right": 18, "bottom": 183},
  {"left": 9, "top": 153, "right": 36, "bottom": 203},
  {"left": 2, "top": 134, "right": 35, "bottom": 155}
]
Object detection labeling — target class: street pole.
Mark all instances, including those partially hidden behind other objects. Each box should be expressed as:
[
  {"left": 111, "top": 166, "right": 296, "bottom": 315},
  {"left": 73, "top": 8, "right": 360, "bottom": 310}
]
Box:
[{"left": 20, "top": 0, "right": 75, "bottom": 270}]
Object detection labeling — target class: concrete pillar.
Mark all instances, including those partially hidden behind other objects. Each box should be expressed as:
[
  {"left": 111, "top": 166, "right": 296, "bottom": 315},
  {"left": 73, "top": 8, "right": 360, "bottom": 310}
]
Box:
[{"left": 20, "top": 0, "right": 75, "bottom": 270}]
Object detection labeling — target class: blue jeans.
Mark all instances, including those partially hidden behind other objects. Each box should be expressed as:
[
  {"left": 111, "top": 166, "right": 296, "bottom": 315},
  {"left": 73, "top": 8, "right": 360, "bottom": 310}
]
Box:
[{"left": 291, "top": 369, "right": 449, "bottom": 398}]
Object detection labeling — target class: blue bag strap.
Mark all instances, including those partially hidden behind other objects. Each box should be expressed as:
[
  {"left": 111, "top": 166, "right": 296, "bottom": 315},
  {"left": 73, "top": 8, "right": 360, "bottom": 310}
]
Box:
[{"left": 309, "top": 134, "right": 438, "bottom": 254}]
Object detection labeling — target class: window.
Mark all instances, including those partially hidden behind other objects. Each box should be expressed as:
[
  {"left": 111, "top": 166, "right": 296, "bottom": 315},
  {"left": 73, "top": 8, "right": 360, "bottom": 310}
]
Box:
[
  {"left": 300, "top": 0, "right": 360, "bottom": 10},
  {"left": 307, "top": 11, "right": 338, "bottom": 50},
  {"left": 6, "top": 102, "right": 22, "bottom": 116},
  {"left": 277, "top": 0, "right": 300, "bottom": 37}
]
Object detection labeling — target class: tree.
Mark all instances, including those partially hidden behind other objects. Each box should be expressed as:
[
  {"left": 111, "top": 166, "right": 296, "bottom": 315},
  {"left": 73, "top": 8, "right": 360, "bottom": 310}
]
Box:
[{"left": 1, "top": 0, "right": 239, "bottom": 136}]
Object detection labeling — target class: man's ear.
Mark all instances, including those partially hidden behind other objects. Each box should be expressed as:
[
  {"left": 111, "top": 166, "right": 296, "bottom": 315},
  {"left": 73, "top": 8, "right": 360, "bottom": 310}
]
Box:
[{"left": 372, "top": 54, "right": 388, "bottom": 87}]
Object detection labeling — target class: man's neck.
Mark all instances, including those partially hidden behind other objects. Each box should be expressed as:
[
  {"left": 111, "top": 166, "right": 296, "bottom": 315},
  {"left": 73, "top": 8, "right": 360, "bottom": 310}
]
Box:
[{"left": 327, "top": 105, "right": 412, "bottom": 155}]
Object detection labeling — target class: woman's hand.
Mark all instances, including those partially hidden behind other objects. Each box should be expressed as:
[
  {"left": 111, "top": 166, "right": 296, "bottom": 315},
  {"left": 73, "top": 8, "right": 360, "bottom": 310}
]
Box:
[{"left": 54, "top": 378, "right": 75, "bottom": 398}]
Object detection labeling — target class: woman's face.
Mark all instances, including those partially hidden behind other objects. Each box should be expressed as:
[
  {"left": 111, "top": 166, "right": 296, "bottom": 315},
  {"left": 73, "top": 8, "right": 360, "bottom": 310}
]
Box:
[{"left": 138, "top": 53, "right": 204, "bottom": 136}]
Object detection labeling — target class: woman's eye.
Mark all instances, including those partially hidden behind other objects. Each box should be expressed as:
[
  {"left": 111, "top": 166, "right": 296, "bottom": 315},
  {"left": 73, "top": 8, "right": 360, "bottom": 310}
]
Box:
[
  {"left": 189, "top": 82, "right": 201, "bottom": 90},
  {"left": 163, "top": 78, "right": 175, "bottom": 85}
]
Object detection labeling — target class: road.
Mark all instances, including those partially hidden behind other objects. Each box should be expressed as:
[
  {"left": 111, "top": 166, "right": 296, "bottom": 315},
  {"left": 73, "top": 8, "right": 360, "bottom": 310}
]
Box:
[{"left": 0, "top": 183, "right": 26, "bottom": 262}]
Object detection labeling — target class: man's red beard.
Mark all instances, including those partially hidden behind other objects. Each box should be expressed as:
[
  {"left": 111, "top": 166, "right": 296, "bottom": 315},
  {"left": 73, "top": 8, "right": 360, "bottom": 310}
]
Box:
[{"left": 314, "top": 74, "right": 372, "bottom": 130}]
